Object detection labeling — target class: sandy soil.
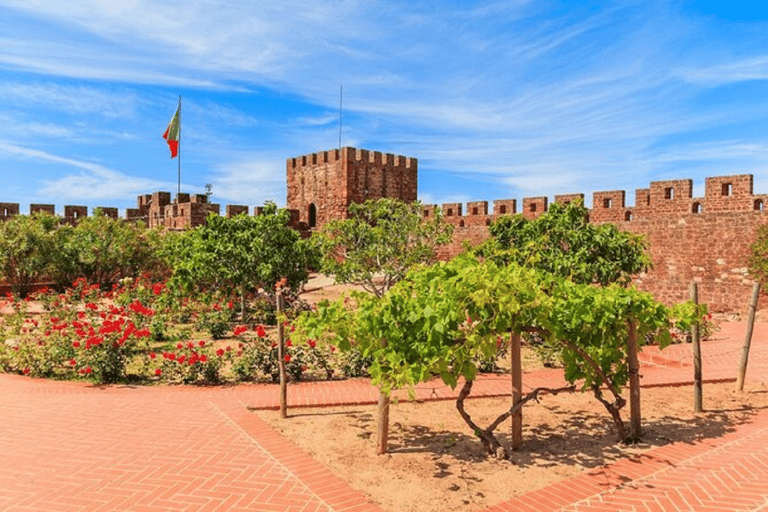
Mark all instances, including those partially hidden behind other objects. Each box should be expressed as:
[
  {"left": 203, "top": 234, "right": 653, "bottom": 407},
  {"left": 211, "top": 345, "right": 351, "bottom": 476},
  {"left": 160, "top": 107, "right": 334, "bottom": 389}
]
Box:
[{"left": 259, "top": 380, "right": 768, "bottom": 512}]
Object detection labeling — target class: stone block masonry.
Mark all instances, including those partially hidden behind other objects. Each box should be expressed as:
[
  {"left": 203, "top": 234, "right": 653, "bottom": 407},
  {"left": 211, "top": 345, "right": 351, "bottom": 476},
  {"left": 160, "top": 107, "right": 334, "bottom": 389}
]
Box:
[
  {"left": 431, "top": 173, "right": 768, "bottom": 314},
  {"left": 287, "top": 147, "right": 417, "bottom": 230}
]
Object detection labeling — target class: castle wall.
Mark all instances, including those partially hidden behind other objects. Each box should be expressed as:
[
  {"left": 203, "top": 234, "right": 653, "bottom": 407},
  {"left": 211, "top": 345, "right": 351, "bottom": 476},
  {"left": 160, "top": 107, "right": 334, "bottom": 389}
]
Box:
[
  {"left": 435, "top": 173, "right": 768, "bottom": 314},
  {"left": 287, "top": 147, "right": 417, "bottom": 230}
]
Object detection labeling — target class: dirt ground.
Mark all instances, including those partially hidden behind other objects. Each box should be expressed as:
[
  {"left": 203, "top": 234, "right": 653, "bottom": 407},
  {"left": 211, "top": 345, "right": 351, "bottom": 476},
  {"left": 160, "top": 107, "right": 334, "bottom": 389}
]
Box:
[{"left": 260, "top": 380, "right": 768, "bottom": 512}]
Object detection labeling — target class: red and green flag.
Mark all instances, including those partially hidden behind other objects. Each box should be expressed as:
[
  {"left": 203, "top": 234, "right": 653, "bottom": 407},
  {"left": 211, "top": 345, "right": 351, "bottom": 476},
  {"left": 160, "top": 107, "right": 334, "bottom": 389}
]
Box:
[{"left": 162, "top": 103, "right": 180, "bottom": 158}]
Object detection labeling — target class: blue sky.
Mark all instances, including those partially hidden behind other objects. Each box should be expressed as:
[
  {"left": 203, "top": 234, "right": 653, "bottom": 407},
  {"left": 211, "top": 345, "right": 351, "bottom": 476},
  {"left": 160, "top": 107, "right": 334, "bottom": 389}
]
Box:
[{"left": 1, "top": 0, "right": 767, "bottom": 215}]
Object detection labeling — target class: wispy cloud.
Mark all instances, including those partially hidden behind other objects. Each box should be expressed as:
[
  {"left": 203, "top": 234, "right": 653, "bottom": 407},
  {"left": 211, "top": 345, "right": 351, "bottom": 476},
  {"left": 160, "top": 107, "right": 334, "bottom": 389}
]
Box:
[
  {"left": 0, "top": 140, "right": 168, "bottom": 200},
  {"left": 675, "top": 55, "right": 768, "bottom": 86}
]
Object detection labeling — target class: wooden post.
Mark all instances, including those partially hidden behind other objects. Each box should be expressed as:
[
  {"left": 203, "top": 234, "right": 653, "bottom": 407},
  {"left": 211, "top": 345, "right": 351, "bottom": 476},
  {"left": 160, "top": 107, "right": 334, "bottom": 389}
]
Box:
[
  {"left": 736, "top": 282, "right": 761, "bottom": 391},
  {"left": 276, "top": 292, "right": 288, "bottom": 419},
  {"left": 510, "top": 332, "right": 523, "bottom": 451},
  {"left": 690, "top": 282, "right": 702, "bottom": 413},
  {"left": 376, "top": 338, "right": 389, "bottom": 455},
  {"left": 376, "top": 391, "right": 390, "bottom": 455},
  {"left": 626, "top": 319, "right": 641, "bottom": 439}
]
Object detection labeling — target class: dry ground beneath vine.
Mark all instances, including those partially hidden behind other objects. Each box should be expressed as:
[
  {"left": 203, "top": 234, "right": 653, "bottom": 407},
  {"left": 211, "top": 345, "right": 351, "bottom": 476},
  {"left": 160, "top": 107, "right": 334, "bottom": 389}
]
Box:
[{"left": 260, "top": 380, "right": 768, "bottom": 512}]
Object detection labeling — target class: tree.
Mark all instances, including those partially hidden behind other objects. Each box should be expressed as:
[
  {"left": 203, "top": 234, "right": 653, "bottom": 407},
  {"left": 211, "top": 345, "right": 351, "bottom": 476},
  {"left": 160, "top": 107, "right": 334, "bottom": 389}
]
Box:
[
  {"left": 315, "top": 198, "right": 453, "bottom": 297},
  {"left": 49, "top": 210, "right": 166, "bottom": 290},
  {"left": 480, "top": 199, "right": 650, "bottom": 286},
  {"left": 168, "top": 203, "right": 318, "bottom": 314},
  {"left": 295, "top": 253, "right": 695, "bottom": 457},
  {"left": 480, "top": 199, "right": 653, "bottom": 439},
  {"left": 0, "top": 212, "right": 58, "bottom": 297},
  {"left": 748, "top": 224, "right": 768, "bottom": 285}
]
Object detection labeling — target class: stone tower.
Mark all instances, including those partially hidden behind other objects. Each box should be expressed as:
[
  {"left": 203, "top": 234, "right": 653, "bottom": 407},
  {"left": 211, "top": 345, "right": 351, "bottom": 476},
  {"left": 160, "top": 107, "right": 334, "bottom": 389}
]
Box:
[{"left": 286, "top": 147, "right": 418, "bottom": 229}]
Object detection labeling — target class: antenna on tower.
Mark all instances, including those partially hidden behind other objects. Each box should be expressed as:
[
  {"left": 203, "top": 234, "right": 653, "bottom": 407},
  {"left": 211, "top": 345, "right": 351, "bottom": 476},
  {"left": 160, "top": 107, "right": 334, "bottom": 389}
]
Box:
[{"left": 339, "top": 85, "right": 343, "bottom": 151}]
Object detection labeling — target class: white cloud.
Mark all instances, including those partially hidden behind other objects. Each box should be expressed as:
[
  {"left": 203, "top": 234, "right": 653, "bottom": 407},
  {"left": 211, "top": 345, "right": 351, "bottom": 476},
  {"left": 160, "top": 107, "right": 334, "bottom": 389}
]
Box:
[
  {"left": 0, "top": 140, "right": 168, "bottom": 200},
  {"left": 675, "top": 55, "right": 768, "bottom": 86},
  {"left": 207, "top": 153, "right": 287, "bottom": 207}
]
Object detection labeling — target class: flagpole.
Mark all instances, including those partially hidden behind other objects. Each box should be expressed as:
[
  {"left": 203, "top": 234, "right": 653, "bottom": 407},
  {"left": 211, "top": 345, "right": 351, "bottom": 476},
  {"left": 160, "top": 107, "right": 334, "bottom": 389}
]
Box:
[{"left": 177, "top": 95, "right": 182, "bottom": 196}]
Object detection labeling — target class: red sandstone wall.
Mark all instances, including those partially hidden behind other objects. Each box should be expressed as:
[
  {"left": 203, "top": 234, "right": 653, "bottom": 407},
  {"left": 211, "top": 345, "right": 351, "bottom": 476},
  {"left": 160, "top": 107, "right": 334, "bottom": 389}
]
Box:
[
  {"left": 286, "top": 147, "right": 417, "bottom": 230},
  {"left": 432, "top": 173, "right": 768, "bottom": 314}
]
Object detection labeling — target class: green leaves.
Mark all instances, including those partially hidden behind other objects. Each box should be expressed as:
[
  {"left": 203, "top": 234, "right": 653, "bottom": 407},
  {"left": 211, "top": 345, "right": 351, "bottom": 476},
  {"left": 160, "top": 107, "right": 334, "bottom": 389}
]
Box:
[
  {"left": 168, "top": 203, "right": 318, "bottom": 297},
  {"left": 294, "top": 252, "right": 699, "bottom": 400},
  {"left": 314, "top": 198, "right": 453, "bottom": 297},
  {"left": 481, "top": 199, "right": 650, "bottom": 286}
]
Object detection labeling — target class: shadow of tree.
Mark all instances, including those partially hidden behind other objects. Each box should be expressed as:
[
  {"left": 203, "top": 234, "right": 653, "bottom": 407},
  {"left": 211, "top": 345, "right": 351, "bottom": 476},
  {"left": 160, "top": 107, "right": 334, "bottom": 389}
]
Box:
[{"left": 382, "top": 400, "right": 765, "bottom": 471}]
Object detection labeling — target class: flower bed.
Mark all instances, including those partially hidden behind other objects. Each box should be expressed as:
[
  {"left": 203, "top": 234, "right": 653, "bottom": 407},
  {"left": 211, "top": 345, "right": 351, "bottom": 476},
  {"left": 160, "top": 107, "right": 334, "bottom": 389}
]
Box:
[{"left": 0, "top": 276, "right": 370, "bottom": 385}]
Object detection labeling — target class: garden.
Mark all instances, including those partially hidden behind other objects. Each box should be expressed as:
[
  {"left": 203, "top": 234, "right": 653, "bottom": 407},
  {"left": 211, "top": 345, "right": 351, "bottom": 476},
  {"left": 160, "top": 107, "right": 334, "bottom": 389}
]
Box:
[{"left": 3, "top": 196, "right": 764, "bottom": 512}]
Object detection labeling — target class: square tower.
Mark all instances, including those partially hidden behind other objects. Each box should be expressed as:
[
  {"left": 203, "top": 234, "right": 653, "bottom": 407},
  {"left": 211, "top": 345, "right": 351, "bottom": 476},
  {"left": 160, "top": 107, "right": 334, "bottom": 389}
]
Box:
[{"left": 286, "top": 147, "right": 418, "bottom": 229}]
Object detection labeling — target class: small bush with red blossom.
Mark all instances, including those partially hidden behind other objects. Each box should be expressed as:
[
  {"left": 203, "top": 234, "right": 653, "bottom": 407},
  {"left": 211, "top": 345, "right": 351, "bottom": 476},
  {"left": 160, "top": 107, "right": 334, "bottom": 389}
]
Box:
[{"left": 0, "top": 278, "right": 369, "bottom": 385}]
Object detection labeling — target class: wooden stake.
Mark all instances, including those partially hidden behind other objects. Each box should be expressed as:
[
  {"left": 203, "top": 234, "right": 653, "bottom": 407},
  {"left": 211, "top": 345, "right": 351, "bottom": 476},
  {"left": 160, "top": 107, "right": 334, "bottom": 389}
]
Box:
[
  {"left": 690, "top": 282, "right": 702, "bottom": 413},
  {"left": 376, "top": 391, "right": 390, "bottom": 455},
  {"left": 736, "top": 282, "right": 761, "bottom": 391},
  {"left": 510, "top": 332, "right": 523, "bottom": 451},
  {"left": 276, "top": 292, "right": 288, "bottom": 419},
  {"left": 626, "top": 319, "right": 641, "bottom": 439},
  {"left": 376, "top": 338, "right": 389, "bottom": 455}
]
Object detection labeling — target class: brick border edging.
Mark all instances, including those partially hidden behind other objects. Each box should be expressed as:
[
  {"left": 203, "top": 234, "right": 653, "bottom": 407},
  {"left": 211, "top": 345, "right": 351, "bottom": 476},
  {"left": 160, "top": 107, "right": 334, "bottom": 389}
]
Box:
[
  {"left": 214, "top": 399, "right": 384, "bottom": 512},
  {"left": 483, "top": 402, "right": 768, "bottom": 511}
]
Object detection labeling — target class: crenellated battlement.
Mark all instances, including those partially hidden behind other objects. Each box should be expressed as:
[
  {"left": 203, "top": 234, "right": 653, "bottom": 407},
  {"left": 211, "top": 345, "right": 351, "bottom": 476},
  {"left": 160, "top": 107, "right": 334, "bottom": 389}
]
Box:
[
  {"left": 289, "top": 147, "right": 417, "bottom": 171},
  {"left": 423, "top": 174, "right": 768, "bottom": 228},
  {"left": 286, "top": 147, "right": 418, "bottom": 229}
]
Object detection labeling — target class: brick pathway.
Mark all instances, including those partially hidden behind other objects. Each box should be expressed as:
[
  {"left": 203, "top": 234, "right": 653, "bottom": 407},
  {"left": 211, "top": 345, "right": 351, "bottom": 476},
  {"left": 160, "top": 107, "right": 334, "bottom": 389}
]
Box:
[{"left": 0, "top": 322, "right": 766, "bottom": 511}]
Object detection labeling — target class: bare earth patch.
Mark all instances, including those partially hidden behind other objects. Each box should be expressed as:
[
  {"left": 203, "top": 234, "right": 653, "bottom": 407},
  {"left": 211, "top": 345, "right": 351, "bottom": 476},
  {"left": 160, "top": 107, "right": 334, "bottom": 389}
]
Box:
[{"left": 259, "top": 380, "right": 768, "bottom": 512}]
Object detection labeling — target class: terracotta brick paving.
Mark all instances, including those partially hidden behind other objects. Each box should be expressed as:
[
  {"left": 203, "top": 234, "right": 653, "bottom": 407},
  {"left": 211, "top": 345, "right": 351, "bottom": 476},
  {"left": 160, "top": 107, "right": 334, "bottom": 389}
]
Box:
[{"left": 0, "top": 322, "right": 766, "bottom": 511}]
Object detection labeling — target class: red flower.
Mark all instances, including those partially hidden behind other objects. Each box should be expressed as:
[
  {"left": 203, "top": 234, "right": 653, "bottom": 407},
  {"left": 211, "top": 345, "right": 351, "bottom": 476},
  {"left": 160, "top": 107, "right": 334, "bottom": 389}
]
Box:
[
  {"left": 255, "top": 325, "right": 266, "bottom": 338},
  {"left": 85, "top": 302, "right": 97, "bottom": 310},
  {"left": 233, "top": 325, "right": 248, "bottom": 336},
  {"left": 85, "top": 367, "right": 92, "bottom": 374},
  {"left": 177, "top": 355, "right": 186, "bottom": 364},
  {"left": 284, "top": 354, "right": 291, "bottom": 362},
  {"left": 308, "top": 340, "right": 316, "bottom": 348},
  {"left": 167, "top": 353, "right": 176, "bottom": 360},
  {"left": 216, "top": 349, "right": 224, "bottom": 357},
  {"left": 177, "top": 343, "right": 183, "bottom": 349},
  {"left": 227, "top": 301, "right": 234, "bottom": 309},
  {"left": 155, "top": 368, "right": 162, "bottom": 376},
  {"left": 152, "top": 283, "right": 164, "bottom": 295},
  {"left": 213, "top": 303, "right": 221, "bottom": 311},
  {"left": 198, "top": 340, "right": 205, "bottom": 347},
  {"left": 286, "top": 339, "right": 292, "bottom": 347},
  {"left": 22, "top": 368, "right": 30, "bottom": 375},
  {"left": 69, "top": 359, "right": 76, "bottom": 366},
  {"left": 199, "top": 355, "right": 207, "bottom": 363},
  {"left": 72, "top": 341, "right": 80, "bottom": 348},
  {"left": 149, "top": 352, "right": 156, "bottom": 359}
]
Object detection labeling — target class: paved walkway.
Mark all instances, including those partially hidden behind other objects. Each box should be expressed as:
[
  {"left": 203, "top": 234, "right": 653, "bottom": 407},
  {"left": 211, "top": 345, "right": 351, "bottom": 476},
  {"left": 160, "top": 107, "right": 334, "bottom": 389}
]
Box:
[{"left": 1, "top": 322, "right": 767, "bottom": 511}]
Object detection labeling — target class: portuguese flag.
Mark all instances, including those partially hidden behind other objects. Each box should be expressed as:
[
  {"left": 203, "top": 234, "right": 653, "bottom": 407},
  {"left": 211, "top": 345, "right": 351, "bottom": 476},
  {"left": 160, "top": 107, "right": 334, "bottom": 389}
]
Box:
[{"left": 162, "top": 102, "right": 180, "bottom": 158}]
